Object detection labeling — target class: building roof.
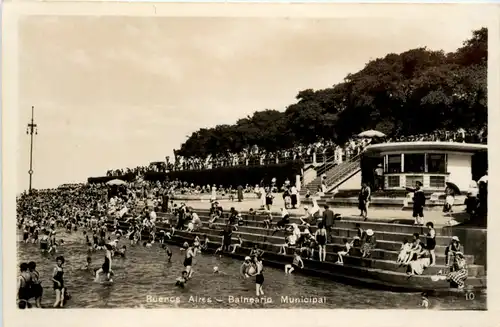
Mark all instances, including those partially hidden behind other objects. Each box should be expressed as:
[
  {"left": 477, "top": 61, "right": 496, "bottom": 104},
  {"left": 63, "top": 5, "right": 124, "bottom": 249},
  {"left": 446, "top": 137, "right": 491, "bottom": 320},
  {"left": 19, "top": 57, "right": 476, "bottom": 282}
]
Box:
[{"left": 364, "top": 142, "right": 488, "bottom": 154}]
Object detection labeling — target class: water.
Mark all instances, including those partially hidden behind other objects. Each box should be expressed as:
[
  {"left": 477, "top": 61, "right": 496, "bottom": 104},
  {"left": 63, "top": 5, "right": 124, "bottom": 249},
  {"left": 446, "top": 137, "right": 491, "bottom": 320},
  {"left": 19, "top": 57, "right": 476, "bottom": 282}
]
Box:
[{"left": 17, "top": 229, "right": 485, "bottom": 309}]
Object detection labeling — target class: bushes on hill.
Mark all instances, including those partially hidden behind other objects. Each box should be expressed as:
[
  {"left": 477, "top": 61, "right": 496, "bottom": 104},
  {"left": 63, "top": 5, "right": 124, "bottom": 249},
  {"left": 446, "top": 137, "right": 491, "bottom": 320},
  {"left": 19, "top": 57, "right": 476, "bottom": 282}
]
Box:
[{"left": 175, "top": 28, "right": 487, "bottom": 158}]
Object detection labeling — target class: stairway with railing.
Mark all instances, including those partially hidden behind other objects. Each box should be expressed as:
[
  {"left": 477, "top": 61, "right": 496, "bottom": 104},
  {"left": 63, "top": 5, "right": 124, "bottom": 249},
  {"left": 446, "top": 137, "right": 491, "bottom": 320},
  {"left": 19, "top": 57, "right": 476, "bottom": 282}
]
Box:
[{"left": 300, "top": 152, "right": 362, "bottom": 195}]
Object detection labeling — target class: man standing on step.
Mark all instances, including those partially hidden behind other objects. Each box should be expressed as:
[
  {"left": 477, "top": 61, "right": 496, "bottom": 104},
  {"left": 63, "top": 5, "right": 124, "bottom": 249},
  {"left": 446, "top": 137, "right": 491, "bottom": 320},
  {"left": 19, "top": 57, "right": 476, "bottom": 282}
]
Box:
[
  {"left": 290, "top": 185, "right": 298, "bottom": 209},
  {"left": 374, "top": 164, "right": 384, "bottom": 191},
  {"left": 358, "top": 183, "right": 371, "bottom": 221},
  {"left": 322, "top": 205, "right": 335, "bottom": 243},
  {"left": 412, "top": 181, "right": 426, "bottom": 226},
  {"left": 161, "top": 188, "right": 170, "bottom": 213}
]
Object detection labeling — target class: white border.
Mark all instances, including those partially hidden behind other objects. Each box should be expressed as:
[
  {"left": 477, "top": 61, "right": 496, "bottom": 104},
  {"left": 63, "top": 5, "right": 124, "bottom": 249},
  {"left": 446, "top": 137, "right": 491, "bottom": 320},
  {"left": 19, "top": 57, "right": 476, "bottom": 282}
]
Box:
[{"left": 2, "top": 3, "right": 499, "bottom": 327}]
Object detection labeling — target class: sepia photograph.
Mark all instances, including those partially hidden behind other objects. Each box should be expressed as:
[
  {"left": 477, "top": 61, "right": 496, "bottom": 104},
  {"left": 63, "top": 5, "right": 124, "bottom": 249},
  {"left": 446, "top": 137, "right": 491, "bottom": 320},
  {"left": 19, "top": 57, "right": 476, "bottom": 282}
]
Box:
[{"left": 4, "top": 2, "right": 494, "bottom": 314}]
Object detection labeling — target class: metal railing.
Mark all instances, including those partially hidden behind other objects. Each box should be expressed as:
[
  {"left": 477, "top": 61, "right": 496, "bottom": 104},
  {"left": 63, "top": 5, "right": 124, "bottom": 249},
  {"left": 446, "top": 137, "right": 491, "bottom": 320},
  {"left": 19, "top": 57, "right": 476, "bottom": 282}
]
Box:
[
  {"left": 315, "top": 152, "right": 361, "bottom": 180},
  {"left": 301, "top": 154, "right": 362, "bottom": 192},
  {"left": 315, "top": 151, "right": 363, "bottom": 178},
  {"left": 325, "top": 158, "right": 361, "bottom": 188}
]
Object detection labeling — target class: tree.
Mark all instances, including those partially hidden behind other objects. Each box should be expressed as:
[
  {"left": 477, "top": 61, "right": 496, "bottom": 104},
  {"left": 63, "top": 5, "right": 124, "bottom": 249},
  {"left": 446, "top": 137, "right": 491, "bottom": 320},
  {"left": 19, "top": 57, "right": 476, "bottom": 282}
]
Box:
[{"left": 176, "top": 28, "right": 487, "bottom": 158}]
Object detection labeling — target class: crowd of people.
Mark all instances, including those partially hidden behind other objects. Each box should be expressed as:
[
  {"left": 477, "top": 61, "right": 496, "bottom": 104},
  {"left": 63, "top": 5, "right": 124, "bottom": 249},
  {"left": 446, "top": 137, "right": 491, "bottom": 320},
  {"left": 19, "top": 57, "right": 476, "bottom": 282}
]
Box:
[
  {"left": 173, "top": 138, "right": 370, "bottom": 171},
  {"left": 17, "top": 170, "right": 479, "bottom": 309},
  {"left": 387, "top": 126, "right": 488, "bottom": 144},
  {"left": 171, "top": 195, "right": 469, "bottom": 290},
  {"left": 172, "top": 127, "right": 488, "bottom": 171},
  {"left": 106, "top": 162, "right": 171, "bottom": 178},
  {"left": 98, "top": 126, "right": 489, "bottom": 182},
  {"left": 394, "top": 225, "right": 469, "bottom": 289},
  {"left": 17, "top": 149, "right": 488, "bottom": 309},
  {"left": 101, "top": 127, "right": 488, "bottom": 178},
  {"left": 15, "top": 180, "right": 273, "bottom": 308}
]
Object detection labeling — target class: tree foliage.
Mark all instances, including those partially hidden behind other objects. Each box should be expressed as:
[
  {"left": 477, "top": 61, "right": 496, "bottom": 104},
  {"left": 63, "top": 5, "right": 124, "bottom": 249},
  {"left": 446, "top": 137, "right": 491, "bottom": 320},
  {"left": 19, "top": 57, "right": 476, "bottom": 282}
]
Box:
[{"left": 176, "top": 28, "right": 487, "bottom": 158}]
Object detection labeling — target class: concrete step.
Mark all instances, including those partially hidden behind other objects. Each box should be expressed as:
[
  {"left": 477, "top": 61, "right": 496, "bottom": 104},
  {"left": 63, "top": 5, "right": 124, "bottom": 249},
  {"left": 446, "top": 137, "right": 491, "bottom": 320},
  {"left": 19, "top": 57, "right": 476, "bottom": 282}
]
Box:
[
  {"left": 168, "top": 230, "right": 483, "bottom": 278},
  {"left": 198, "top": 222, "right": 474, "bottom": 262},
  {"left": 172, "top": 227, "right": 480, "bottom": 275},
  {"left": 198, "top": 223, "right": 474, "bottom": 265},
  {"left": 176, "top": 209, "right": 457, "bottom": 238},
  {"left": 301, "top": 199, "right": 451, "bottom": 211},
  {"left": 329, "top": 198, "right": 450, "bottom": 209},
  {"left": 190, "top": 215, "right": 456, "bottom": 246},
  {"left": 166, "top": 233, "right": 486, "bottom": 291}
]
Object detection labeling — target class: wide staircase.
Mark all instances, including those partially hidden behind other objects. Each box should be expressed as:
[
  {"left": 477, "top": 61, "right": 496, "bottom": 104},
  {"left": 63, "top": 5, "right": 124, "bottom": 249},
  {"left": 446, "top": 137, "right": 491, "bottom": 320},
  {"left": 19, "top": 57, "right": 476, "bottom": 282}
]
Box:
[
  {"left": 115, "top": 205, "right": 487, "bottom": 293},
  {"left": 300, "top": 153, "right": 362, "bottom": 195}
]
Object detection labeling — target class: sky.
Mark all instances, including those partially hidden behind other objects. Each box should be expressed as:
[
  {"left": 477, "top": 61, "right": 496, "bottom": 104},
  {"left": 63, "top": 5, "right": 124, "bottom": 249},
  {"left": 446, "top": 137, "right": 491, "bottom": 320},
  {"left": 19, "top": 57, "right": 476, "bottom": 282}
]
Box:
[{"left": 16, "top": 11, "right": 489, "bottom": 191}]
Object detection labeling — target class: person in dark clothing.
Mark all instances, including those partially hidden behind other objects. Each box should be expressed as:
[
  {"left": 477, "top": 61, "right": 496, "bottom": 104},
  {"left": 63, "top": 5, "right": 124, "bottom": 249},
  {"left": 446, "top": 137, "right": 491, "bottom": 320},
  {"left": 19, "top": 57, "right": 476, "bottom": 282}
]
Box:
[
  {"left": 237, "top": 185, "right": 244, "bottom": 202},
  {"left": 272, "top": 214, "right": 290, "bottom": 235},
  {"left": 175, "top": 204, "right": 187, "bottom": 230},
  {"left": 358, "top": 183, "right": 371, "bottom": 220},
  {"left": 161, "top": 191, "right": 170, "bottom": 213},
  {"left": 412, "top": 181, "right": 426, "bottom": 225},
  {"left": 209, "top": 201, "right": 223, "bottom": 217},
  {"left": 477, "top": 181, "right": 487, "bottom": 220},
  {"left": 322, "top": 205, "right": 335, "bottom": 242},
  {"left": 228, "top": 207, "right": 239, "bottom": 225},
  {"left": 374, "top": 164, "right": 384, "bottom": 191},
  {"left": 221, "top": 223, "right": 234, "bottom": 252}
]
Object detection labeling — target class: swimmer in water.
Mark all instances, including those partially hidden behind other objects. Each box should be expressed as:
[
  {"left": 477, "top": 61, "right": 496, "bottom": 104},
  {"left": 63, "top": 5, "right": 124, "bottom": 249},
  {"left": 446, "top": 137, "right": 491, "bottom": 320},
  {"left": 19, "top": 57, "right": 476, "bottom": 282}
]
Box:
[
  {"left": 127, "top": 229, "right": 135, "bottom": 245},
  {"left": 181, "top": 242, "right": 195, "bottom": 279},
  {"left": 114, "top": 245, "right": 127, "bottom": 258},
  {"left": 17, "top": 263, "right": 32, "bottom": 309},
  {"left": 80, "top": 256, "right": 92, "bottom": 270},
  {"left": 159, "top": 230, "right": 166, "bottom": 244},
  {"left": 239, "top": 256, "right": 253, "bottom": 278},
  {"left": 420, "top": 292, "right": 430, "bottom": 308},
  {"left": 249, "top": 256, "right": 265, "bottom": 296},
  {"left": 39, "top": 230, "right": 50, "bottom": 253},
  {"left": 230, "top": 234, "right": 243, "bottom": 254},
  {"left": 22, "top": 225, "right": 30, "bottom": 243},
  {"left": 285, "top": 250, "right": 304, "bottom": 274},
  {"left": 94, "top": 244, "right": 114, "bottom": 282},
  {"left": 28, "top": 261, "right": 43, "bottom": 308},
  {"left": 108, "top": 238, "right": 119, "bottom": 251},
  {"left": 50, "top": 228, "right": 57, "bottom": 244},
  {"left": 193, "top": 236, "right": 201, "bottom": 255},
  {"left": 32, "top": 227, "right": 39, "bottom": 244},
  {"left": 48, "top": 240, "right": 58, "bottom": 254},
  {"left": 175, "top": 271, "right": 188, "bottom": 288},
  {"left": 52, "top": 256, "right": 66, "bottom": 308},
  {"left": 249, "top": 245, "right": 264, "bottom": 258},
  {"left": 161, "top": 244, "right": 172, "bottom": 262},
  {"left": 200, "top": 235, "right": 209, "bottom": 251}
]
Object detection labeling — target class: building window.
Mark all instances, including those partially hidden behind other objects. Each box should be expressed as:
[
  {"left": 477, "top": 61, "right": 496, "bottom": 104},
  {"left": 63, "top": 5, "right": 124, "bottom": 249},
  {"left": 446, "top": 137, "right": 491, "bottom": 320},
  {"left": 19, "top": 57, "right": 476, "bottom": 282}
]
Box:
[
  {"left": 427, "top": 154, "right": 446, "bottom": 173},
  {"left": 387, "top": 155, "right": 401, "bottom": 173},
  {"left": 429, "top": 175, "right": 446, "bottom": 188},
  {"left": 406, "top": 175, "right": 424, "bottom": 188},
  {"left": 387, "top": 175, "right": 400, "bottom": 188},
  {"left": 404, "top": 154, "right": 425, "bottom": 173}
]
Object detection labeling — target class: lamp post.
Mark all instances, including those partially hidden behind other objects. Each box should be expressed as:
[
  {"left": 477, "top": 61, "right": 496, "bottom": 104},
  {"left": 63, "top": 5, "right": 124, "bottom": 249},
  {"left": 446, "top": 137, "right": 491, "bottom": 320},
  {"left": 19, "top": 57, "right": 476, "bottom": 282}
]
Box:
[{"left": 26, "top": 106, "right": 37, "bottom": 193}]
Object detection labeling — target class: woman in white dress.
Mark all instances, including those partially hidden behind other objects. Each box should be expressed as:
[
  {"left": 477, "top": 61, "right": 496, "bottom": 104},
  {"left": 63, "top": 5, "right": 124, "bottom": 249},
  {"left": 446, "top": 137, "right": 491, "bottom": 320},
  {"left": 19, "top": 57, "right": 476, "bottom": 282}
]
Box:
[{"left": 211, "top": 185, "right": 217, "bottom": 202}]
